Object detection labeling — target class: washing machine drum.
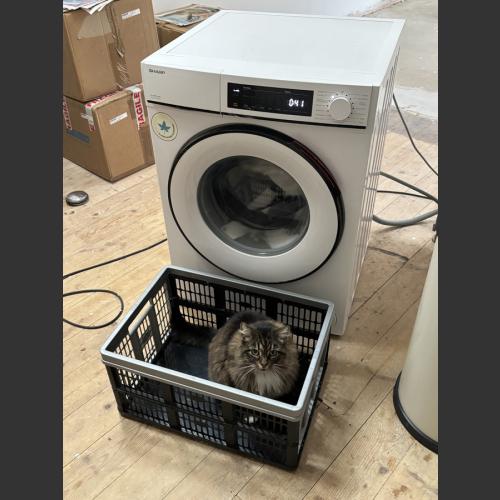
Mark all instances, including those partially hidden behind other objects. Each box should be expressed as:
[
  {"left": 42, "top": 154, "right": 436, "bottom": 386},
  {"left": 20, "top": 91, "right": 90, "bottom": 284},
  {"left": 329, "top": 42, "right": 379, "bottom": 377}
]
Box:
[{"left": 168, "top": 124, "right": 344, "bottom": 283}]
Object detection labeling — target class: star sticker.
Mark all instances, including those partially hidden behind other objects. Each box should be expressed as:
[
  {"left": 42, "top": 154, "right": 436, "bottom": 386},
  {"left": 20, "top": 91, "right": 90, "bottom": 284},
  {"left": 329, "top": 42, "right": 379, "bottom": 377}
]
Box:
[{"left": 159, "top": 120, "right": 170, "bottom": 132}]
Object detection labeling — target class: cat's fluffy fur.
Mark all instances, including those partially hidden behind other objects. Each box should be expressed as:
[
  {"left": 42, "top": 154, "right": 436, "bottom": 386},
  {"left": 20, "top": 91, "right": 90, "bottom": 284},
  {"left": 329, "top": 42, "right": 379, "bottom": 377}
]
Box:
[{"left": 208, "top": 310, "right": 299, "bottom": 398}]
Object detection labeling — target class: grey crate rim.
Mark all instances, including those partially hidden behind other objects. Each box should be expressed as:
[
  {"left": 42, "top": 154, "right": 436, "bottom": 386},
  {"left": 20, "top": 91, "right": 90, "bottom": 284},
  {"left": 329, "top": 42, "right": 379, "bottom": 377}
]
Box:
[{"left": 101, "top": 265, "right": 334, "bottom": 421}]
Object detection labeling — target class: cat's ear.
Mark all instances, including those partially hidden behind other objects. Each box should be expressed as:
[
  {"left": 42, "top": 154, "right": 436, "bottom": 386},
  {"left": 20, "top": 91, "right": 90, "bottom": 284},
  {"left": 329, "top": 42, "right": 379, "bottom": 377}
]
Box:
[
  {"left": 239, "top": 322, "right": 252, "bottom": 341},
  {"left": 276, "top": 325, "right": 291, "bottom": 343}
]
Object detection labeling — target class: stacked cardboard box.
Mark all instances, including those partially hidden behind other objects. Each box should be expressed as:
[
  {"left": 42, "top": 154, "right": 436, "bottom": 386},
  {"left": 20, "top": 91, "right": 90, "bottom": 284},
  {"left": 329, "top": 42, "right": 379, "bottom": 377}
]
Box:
[
  {"left": 63, "top": 86, "right": 154, "bottom": 181},
  {"left": 63, "top": 0, "right": 159, "bottom": 181},
  {"left": 155, "top": 4, "right": 219, "bottom": 47}
]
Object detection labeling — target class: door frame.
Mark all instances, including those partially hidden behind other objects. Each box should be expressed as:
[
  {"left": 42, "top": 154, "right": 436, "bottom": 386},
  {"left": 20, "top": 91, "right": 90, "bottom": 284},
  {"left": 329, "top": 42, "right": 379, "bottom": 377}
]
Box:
[{"left": 167, "top": 123, "right": 345, "bottom": 284}]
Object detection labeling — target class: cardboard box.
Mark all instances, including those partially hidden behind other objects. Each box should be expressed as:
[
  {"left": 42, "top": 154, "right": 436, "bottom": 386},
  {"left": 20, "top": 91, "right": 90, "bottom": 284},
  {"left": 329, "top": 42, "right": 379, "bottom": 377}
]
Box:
[
  {"left": 157, "top": 22, "right": 189, "bottom": 46},
  {"left": 63, "top": 0, "right": 159, "bottom": 101},
  {"left": 63, "top": 86, "right": 154, "bottom": 182},
  {"left": 156, "top": 4, "right": 219, "bottom": 47}
]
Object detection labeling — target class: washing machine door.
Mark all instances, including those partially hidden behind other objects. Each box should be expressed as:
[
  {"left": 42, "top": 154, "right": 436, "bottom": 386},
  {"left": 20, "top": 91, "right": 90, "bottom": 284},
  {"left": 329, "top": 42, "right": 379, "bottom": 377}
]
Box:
[{"left": 168, "top": 124, "right": 344, "bottom": 283}]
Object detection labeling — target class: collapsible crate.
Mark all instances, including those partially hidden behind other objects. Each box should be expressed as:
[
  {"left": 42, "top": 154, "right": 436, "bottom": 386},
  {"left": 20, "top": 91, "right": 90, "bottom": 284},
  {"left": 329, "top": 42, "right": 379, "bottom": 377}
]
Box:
[{"left": 101, "top": 266, "right": 334, "bottom": 469}]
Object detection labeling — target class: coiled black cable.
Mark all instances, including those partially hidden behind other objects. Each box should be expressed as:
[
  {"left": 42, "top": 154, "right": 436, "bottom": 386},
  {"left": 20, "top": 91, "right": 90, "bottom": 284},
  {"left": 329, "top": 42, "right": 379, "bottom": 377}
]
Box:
[{"left": 63, "top": 238, "right": 167, "bottom": 330}]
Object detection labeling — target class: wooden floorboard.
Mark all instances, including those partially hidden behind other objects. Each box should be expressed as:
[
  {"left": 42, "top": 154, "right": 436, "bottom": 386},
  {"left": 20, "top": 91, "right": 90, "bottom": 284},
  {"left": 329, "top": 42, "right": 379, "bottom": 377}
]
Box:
[{"left": 63, "top": 126, "right": 438, "bottom": 499}]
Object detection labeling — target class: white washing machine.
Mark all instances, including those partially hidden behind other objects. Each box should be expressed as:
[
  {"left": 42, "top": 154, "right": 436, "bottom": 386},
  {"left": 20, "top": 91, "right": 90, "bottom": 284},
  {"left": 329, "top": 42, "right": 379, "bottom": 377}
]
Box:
[{"left": 142, "top": 11, "right": 404, "bottom": 335}]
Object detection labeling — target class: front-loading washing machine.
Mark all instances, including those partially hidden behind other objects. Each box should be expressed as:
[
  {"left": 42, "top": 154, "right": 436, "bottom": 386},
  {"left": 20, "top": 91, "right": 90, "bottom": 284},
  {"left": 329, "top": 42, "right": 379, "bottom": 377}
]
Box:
[{"left": 142, "top": 10, "right": 404, "bottom": 335}]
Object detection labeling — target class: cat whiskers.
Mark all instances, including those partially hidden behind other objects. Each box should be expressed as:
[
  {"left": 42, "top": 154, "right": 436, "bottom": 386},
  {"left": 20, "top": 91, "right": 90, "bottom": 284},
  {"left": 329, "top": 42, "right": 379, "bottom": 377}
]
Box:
[
  {"left": 240, "top": 366, "right": 255, "bottom": 377},
  {"left": 233, "top": 364, "right": 255, "bottom": 384},
  {"left": 268, "top": 365, "right": 287, "bottom": 381}
]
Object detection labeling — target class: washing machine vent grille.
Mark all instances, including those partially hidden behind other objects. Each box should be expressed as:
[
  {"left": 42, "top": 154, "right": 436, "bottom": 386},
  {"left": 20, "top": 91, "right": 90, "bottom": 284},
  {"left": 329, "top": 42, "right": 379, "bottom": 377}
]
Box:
[{"left": 352, "top": 52, "right": 399, "bottom": 297}]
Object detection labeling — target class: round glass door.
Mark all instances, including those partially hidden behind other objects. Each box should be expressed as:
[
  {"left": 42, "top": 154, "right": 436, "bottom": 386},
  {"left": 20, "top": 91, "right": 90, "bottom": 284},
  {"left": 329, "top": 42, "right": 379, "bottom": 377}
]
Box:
[
  {"left": 197, "top": 156, "right": 310, "bottom": 256},
  {"left": 168, "top": 126, "right": 343, "bottom": 283}
]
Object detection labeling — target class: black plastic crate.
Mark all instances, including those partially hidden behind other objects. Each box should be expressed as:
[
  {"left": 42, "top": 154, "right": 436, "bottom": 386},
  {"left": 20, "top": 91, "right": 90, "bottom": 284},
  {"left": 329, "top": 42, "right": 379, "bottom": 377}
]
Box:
[{"left": 101, "top": 266, "right": 334, "bottom": 469}]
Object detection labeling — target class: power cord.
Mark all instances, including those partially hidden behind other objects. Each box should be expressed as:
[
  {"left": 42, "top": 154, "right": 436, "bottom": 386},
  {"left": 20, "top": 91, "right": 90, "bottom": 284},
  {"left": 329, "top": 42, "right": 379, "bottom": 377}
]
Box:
[
  {"left": 392, "top": 94, "right": 438, "bottom": 177},
  {"left": 63, "top": 238, "right": 167, "bottom": 330},
  {"left": 373, "top": 94, "right": 438, "bottom": 227}
]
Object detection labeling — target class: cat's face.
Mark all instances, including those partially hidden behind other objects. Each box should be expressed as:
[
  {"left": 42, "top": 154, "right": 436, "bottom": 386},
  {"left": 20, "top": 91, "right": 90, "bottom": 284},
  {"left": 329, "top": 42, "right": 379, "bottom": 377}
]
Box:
[{"left": 239, "top": 320, "right": 292, "bottom": 371}]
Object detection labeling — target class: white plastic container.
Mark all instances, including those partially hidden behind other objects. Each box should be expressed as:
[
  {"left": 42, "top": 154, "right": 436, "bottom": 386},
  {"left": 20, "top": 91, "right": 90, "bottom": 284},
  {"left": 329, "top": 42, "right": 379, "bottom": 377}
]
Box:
[{"left": 393, "top": 238, "right": 438, "bottom": 453}]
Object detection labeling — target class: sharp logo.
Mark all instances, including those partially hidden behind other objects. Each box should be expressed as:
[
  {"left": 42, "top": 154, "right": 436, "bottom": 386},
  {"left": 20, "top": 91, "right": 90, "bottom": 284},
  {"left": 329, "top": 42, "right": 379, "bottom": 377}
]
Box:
[{"left": 149, "top": 68, "right": 165, "bottom": 74}]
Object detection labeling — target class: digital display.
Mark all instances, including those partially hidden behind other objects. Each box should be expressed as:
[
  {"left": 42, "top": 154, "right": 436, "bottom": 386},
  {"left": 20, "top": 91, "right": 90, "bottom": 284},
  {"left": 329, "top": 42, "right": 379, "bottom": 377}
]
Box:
[
  {"left": 287, "top": 97, "right": 307, "bottom": 109},
  {"left": 227, "top": 83, "right": 314, "bottom": 117}
]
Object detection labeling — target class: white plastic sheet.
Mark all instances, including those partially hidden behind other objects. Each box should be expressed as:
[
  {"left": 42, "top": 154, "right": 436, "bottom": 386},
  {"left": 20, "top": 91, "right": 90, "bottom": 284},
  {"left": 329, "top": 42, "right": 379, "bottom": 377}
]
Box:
[{"left": 63, "top": 0, "right": 115, "bottom": 15}]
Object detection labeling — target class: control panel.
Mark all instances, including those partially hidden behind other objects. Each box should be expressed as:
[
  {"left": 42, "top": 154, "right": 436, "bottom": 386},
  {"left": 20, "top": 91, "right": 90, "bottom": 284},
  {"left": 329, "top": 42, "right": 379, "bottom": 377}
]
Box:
[
  {"left": 225, "top": 82, "right": 371, "bottom": 127},
  {"left": 314, "top": 89, "right": 370, "bottom": 127},
  {"left": 228, "top": 83, "right": 314, "bottom": 117}
]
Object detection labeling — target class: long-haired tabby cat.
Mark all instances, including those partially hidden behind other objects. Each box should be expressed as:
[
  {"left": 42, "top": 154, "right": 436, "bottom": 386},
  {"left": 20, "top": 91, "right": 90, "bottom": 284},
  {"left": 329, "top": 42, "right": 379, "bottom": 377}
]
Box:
[{"left": 208, "top": 310, "right": 299, "bottom": 398}]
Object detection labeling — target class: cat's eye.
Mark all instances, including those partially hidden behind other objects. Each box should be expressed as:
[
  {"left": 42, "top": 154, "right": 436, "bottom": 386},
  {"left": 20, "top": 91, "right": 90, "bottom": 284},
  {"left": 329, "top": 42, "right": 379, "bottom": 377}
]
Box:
[
  {"left": 270, "top": 350, "right": 279, "bottom": 358},
  {"left": 250, "top": 348, "right": 259, "bottom": 356}
]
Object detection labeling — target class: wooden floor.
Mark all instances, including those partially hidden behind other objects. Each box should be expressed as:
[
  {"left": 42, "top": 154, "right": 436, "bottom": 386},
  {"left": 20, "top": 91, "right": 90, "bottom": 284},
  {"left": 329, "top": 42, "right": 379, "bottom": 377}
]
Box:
[{"left": 63, "top": 117, "right": 438, "bottom": 499}]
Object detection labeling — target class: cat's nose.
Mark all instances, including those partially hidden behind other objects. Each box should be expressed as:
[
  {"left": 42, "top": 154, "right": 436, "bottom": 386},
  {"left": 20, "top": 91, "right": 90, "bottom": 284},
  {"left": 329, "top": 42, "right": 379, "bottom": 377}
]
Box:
[{"left": 258, "top": 360, "right": 268, "bottom": 370}]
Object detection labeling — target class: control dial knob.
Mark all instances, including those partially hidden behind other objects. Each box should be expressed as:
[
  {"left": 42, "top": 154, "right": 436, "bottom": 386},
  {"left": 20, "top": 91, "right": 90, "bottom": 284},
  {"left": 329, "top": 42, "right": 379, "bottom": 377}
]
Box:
[{"left": 328, "top": 95, "right": 352, "bottom": 121}]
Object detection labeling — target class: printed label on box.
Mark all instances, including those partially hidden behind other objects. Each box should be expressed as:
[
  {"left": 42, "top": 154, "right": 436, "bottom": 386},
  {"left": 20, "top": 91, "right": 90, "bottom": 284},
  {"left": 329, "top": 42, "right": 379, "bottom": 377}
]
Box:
[
  {"left": 122, "top": 8, "right": 141, "bottom": 20},
  {"left": 63, "top": 98, "right": 72, "bottom": 130},
  {"left": 130, "top": 87, "right": 146, "bottom": 129},
  {"left": 109, "top": 112, "right": 128, "bottom": 125}
]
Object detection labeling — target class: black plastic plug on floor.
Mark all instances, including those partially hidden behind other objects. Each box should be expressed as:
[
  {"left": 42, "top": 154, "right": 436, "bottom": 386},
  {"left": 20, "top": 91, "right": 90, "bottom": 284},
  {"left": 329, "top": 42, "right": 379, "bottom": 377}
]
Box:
[{"left": 65, "top": 191, "right": 89, "bottom": 206}]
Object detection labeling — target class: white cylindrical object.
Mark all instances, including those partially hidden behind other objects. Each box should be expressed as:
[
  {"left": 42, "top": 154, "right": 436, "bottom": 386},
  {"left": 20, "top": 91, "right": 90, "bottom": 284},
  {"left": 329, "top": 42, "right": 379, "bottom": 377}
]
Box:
[{"left": 394, "top": 238, "right": 438, "bottom": 453}]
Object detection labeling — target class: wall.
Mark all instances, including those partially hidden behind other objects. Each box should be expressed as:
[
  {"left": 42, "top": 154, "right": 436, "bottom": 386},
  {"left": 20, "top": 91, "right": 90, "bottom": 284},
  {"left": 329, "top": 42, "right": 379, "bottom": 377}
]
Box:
[{"left": 151, "top": 0, "right": 392, "bottom": 16}]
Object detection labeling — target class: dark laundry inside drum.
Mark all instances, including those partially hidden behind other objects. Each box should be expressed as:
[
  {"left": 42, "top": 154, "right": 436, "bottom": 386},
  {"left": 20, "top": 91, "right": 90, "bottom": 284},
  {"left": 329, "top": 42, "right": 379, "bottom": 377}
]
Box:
[
  {"left": 197, "top": 155, "right": 310, "bottom": 256},
  {"left": 154, "top": 317, "right": 310, "bottom": 406}
]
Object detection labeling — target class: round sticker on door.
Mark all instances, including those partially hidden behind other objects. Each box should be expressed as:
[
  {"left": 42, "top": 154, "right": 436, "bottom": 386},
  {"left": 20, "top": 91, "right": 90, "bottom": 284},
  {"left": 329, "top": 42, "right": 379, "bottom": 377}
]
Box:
[{"left": 151, "top": 112, "right": 177, "bottom": 141}]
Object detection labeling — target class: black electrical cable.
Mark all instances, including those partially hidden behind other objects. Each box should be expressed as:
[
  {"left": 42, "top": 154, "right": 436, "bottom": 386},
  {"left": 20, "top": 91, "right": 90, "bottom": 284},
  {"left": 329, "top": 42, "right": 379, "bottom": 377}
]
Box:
[
  {"left": 380, "top": 171, "right": 438, "bottom": 204},
  {"left": 63, "top": 238, "right": 167, "bottom": 280},
  {"left": 374, "top": 94, "right": 438, "bottom": 227},
  {"left": 62, "top": 289, "right": 124, "bottom": 330},
  {"left": 392, "top": 94, "right": 438, "bottom": 177},
  {"left": 63, "top": 238, "right": 167, "bottom": 330}
]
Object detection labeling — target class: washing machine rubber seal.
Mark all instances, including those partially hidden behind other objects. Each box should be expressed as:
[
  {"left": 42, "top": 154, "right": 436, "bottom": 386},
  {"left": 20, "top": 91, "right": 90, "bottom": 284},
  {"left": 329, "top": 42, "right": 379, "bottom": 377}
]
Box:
[{"left": 168, "top": 123, "right": 345, "bottom": 284}]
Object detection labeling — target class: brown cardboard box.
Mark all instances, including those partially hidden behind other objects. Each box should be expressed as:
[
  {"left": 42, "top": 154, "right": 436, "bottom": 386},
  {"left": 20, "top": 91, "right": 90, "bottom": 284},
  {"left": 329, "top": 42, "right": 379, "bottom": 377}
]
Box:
[
  {"left": 156, "top": 4, "right": 219, "bottom": 47},
  {"left": 157, "top": 22, "right": 189, "bottom": 47},
  {"left": 63, "top": 0, "right": 159, "bottom": 102},
  {"left": 63, "top": 86, "right": 154, "bottom": 182}
]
